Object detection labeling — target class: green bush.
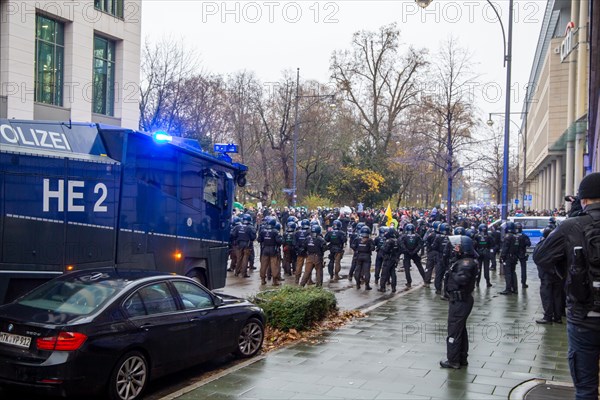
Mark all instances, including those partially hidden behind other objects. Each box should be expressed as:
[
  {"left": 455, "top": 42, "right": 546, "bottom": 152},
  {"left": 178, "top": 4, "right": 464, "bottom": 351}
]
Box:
[{"left": 253, "top": 286, "right": 337, "bottom": 331}]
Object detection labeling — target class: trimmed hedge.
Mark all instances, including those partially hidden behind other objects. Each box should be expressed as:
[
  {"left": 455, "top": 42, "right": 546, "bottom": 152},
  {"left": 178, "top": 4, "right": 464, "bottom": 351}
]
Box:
[{"left": 253, "top": 286, "right": 337, "bottom": 332}]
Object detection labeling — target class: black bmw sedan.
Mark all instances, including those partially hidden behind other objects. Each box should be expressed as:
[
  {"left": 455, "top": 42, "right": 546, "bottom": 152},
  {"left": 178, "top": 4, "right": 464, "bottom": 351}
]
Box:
[{"left": 0, "top": 269, "right": 265, "bottom": 400}]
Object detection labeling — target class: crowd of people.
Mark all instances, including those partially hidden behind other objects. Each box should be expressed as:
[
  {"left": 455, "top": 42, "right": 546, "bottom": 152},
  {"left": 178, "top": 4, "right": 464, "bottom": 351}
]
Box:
[
  {"left": 227, "top": 205, "right": 538, "bottom": 295},
  {"left": 226, "top": 173, "right": 600, "bottom": 399}
]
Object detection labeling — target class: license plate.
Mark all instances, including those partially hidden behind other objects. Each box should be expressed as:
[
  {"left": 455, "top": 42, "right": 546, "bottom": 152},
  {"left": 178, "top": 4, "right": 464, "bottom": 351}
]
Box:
[{"left": 0, "top": 331, "right": 31, "bottom": 349}]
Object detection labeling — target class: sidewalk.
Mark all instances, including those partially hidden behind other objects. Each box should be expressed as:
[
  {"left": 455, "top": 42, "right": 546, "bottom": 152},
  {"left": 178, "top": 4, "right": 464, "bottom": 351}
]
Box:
[{"left": 166, "top": 260, "right": 573, "bottom": 400}]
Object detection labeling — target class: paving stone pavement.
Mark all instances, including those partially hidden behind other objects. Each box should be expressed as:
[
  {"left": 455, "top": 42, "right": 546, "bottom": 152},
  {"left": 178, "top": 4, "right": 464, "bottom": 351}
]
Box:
[{"left": 169, "top": 260, "right": 570, "bottom": 400}]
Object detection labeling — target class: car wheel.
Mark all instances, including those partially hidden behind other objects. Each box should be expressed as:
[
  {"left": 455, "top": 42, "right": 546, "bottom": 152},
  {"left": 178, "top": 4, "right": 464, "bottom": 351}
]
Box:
[
  {"left": 235, "top": 318, "right": 264, "bottom": 358},
  {"left": 187, "top": 269, "right": 207, "bottom": 287},
  {"left": 109, "top": 351, "right": 148, "bottom": 400}
]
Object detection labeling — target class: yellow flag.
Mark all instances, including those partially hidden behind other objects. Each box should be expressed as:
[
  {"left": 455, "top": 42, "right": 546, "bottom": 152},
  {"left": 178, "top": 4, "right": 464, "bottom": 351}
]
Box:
[{"left": 385, "top": 204, "right": 393, "bottom": 227}]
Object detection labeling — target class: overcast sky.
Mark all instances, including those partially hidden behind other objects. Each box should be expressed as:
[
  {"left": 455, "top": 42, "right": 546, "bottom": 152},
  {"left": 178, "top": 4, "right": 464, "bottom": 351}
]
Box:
[{"left": 142, "top": 0, "right": 546, "bottom": 130}]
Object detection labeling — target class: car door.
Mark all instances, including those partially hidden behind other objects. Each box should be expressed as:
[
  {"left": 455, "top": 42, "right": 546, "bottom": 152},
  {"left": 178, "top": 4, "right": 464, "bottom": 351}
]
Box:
[
  {"left": 170, "top": 280, "right": 228, "bottom": 360},
  {"left": 123, "top": 281, "right": 191, "bottom": 373}
]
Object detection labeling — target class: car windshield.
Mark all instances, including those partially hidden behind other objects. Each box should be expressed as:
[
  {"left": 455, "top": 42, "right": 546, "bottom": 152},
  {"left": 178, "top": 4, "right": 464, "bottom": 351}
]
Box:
[{"left": 17, "top": 272, "right": 124, "bottom": 315}]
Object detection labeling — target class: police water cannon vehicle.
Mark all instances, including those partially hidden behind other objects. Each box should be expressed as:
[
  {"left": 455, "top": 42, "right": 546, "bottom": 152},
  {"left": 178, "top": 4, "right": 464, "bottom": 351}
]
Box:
[{"left": 0, "top": 119, "right": 247, "bottom": 303}]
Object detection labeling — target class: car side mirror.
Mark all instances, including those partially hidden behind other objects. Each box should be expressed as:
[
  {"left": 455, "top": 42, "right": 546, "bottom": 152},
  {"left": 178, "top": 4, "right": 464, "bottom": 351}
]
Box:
[{"left": 213, "top": 296, "right": 223, "bottom": 307}]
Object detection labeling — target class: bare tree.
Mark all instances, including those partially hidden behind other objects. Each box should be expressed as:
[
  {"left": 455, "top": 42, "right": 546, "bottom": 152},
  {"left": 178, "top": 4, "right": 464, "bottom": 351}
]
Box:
[
  {"left": 139, "top": 38, "right": 198, "bottom": 132},
  {"left": 418, "top": 37, "right": 478, "bottom": 220},
  {"left": 330, "top": 23, "right": 427, "bottom": 163}
]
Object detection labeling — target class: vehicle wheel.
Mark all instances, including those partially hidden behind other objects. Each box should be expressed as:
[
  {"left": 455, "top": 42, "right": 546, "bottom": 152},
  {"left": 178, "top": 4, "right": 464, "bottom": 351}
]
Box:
[
  {"left": 234, "top": 318, "right": 264, "bottom": 358},
  {"left": 108, "top": 351, "right": 148, "bottom": 400},
  {"left": 187, "top": 269, "right": 207, "bottom": 287}
]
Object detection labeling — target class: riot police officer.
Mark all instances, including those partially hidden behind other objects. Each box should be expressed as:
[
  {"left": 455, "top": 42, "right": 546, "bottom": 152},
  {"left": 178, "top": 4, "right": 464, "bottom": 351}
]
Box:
[
  {"left": 400, "top": 224, "right": 427, "bottom": 288},
  {"left": 324, "top": 220, "right": 347, "bottom": 281},
  {"left": 533, "top": 172, "right": 600, "bottom": 399},
  {"left": 378, "top": 228, "right": 400, "bottom": 293},
  {"left": 374, "top": 226, "right": 388, "bottom": 285},
  {"left": 282, "top": 221, "right": 297, "bottom": 276},
  {"left": 228, "top": 216, "right": 242, "bottom": 272},
  {"left": 258, "top": 218, "right": 283, "bottom": 286},
  {"left": 230, "top": 214, "right": 257, "bottom": 278},
  {"left": 300, "top": 225, "right": 327, "bottom": 287},
  {"left": 423, "top": 221, "right": 441, "bottom": 287},
  {"left": 353, "top": 226, "right": 375, "bottom": 290},
  {"left": 500, "top": 222, "right": 520, "bottom": 294},
  {"left": 348, "top": 222, "right": 365, "bottom": 282},
  {"left": 490, "top": 225, "right": 501, "bottom": 272},
  {"left": 434, "top": 223, "right": 452, "bottom": 295},
  {"left": 474, "top": 224, "right": 494, "bottom": 288},
  {"left": 294, "top": 220, "right": 311, "bottom": 284},
  {"left": 440, "top": 235, "right": 478, "bottom": 369},
  {"left": 515, "top": 223, "right": 531, "bottom": 289}
]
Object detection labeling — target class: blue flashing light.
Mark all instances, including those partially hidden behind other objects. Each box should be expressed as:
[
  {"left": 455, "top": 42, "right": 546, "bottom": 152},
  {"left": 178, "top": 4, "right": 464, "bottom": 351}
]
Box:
[
  {"left": 153, "top": 131, "right": 173, "bottom": 144},
  {"left": 214, "top": 143, "right": 238, "bottom": 154}
]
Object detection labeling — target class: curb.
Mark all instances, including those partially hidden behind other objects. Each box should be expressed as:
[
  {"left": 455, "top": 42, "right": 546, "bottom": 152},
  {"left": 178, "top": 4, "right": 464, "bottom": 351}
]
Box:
[{"left": 159, "top": 283, "right": 425, "bottom": 400}]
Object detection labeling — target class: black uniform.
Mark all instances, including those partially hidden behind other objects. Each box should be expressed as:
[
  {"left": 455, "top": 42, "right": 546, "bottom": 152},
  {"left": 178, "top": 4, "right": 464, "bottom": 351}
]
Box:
[
  {"left": 442, "top": 246, "right": 478, "bottom": 369},
  {"left": 374, "top": 234, "right": 386, "bottom": 284},
  {"left": 500, "top": 232, "right": 520, "bottom": 294},
  {"left": 434, "top": 234, "right": 452, "bottom": 294},
  {"left": 423, "top": 228, "right": 438, "bottom": 285},
  {"left": 378, "top": 234, "right": 400, "bottom": 292},
  {"left": 534, "top": 229, "right": 563, "bottom": 323},
  {"left": 490, "top": 228, "right": 501, "bottom": 271},
  {"left": 282, "top": 229, "right": 296, "bottom": 276},
  {"left": 400, "top": 233, "right": 427, "bottom": 287},
  {"left": 516, "top": 232, "right": 531, "bottom": 288},
  {"left": 473, "top": 232, "right": 494, "bottom": 287},
  {"left": 533, "top": 201, "right": 600, "bottom": 400},
  {"left": 324, "top": 228, "right": 346, "bottom": 280},
  {"left": 353, "top": 237, "right": 375, "bottom": 290}
]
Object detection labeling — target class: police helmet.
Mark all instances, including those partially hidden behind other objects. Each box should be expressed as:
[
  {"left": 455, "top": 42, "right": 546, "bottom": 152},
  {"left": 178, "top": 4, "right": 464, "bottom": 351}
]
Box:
[
  {"left": 360, "top": 226, "right": 371, "bottom": 238},
  {"left": 453, "top": 226, "right": 466, "bottom": 236},
  {"left": 457, "top": 236, "right": 475, "bottom": 257},
  {"left": 405, "top": 224, "right": 415, "bottom": 234},
  {"left": 267, "top": 218, "right": 277, "bottom": 228},
  {"left": 232, "top": 216, "right": 242, "bottom": 226},
  {"left": 242, "top": 214, "right": 252, "bottom": 224},
  {"left": 478, "top": 224, "right": 487, "bottom": 233},
  {"left": 465, "top": 228, "right": 475, "bottom": 238},
  {"left": 385, "top": 228, "right": 396, "bottom": 239},
  {"left": 355, "top": 222, "right": 365, "bottom": 232},
  {"left": 300, "top": 219, "right": 310, "bottom": 229},
  {"left": 505, "top": 221, "right": 516, "bottom": 233},
  {"left": 286, "top": 221, "right": 297, "bottom": 232},
  {"left": 433, "top": 221, "right": 441, "bottom": 233},
  {"left": 549, "top": 217, "right": 556, "bottom": 224},
  {"left": 287, "top": 215, "right": 298, "bottom": 223},
  {"left": 440, "top": 223, "right": 451, "bottom": 235},
  {"left": 310, "top": 219, "right": 320, "bottom": 226},
  {"left": 333, "top": 220, "right": 342, "bottom": 230},
  {"left": 378, "top": 226, "right": 389, "bottom": 236},
  {"left": 310, "top": 225, "right": 322, "bottom": 236},
  {"left": 515, "top": 222, "right": 523, "bottom": 233}
]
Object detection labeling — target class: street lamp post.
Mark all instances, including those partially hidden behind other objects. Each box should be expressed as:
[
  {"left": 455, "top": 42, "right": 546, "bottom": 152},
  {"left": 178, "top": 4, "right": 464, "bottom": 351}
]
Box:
[
  {"left": 418, "top": 0, "right": 514, "bottom": 221},
  {"left": 291, "top": 68, "right": 335, "bottom": 207}
]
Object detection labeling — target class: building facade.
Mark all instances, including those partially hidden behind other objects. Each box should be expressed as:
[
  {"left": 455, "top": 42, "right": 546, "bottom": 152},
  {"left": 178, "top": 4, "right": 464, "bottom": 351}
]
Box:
[
  {"left": 590, "top": 0, "right": 600, "bottom": 170},
  {"left": 523, "top": 0, "right": 589, "bottom": 210},
  {"left": 0, "top": 0, "right": 141, "bottom": 129}
]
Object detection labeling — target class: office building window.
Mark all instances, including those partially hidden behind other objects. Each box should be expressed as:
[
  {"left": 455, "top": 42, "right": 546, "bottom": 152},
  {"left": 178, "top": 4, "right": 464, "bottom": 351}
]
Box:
[
  {"left": 94, "top": 0, "right": 124, "bottom": 18},
  {"left": 35, "top": 15, "right": 64, "bottom": 106},
  {"left": 93, "top": 36, "right": 116, "bottom": 116}
]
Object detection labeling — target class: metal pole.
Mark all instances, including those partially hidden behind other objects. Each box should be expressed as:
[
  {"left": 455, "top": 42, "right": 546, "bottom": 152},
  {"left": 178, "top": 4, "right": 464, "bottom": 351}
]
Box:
[
  {"left": 523, "top": 103, "right": 528, "bottom": 210},
  {"left": 292, "top": 68, "right": 300, "bottom": 207},
  {"left": 501, "top": 0, "right": 514, "bottom": 221}
]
